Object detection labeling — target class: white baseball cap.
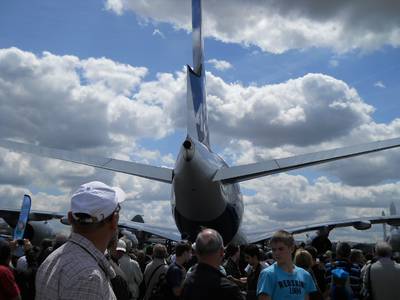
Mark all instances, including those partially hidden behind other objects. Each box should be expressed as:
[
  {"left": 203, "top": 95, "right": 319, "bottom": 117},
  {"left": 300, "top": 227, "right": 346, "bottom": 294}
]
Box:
[
  {"left": 116, "top": 239, "right": 127, "bottom": 252},
  {"left": 70, "top": 181, "right": 126, "bottom": 223}
]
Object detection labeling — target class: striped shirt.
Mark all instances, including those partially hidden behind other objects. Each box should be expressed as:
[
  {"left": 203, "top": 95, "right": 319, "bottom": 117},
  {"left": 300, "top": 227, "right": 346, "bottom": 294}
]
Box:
[
  {"left": 35, "top": 232, "right": 116, "bottom": 300},
  {"left": 325, "top": 259, "right": 361, "bottom": 299}
]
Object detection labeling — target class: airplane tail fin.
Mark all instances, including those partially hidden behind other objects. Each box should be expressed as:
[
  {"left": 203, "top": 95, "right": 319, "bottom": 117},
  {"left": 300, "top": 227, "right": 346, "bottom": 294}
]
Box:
[
  {"left": 390, "top": 201, "right": 398, "bottom": 231},
  {"left": 13, "top": 194, "right": 31, "bottom": 240},
  {"left": 382, "top": 210, "right": 388, "bottom": 240},
  {"left": 186, "top": 0, "right": 210, "bottom": 147},
  {"left": 390, "top": 202, "right": 397, "bottom": 215},
  {"left": 131, "top": 215, "right": 145, "bottom": 223}
]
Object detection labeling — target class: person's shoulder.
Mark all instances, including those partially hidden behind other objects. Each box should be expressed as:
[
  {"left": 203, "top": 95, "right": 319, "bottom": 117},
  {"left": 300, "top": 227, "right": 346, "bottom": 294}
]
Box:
[
  {"left": 69, "top": 266, "right": 107, "bottom": 287},
  {"left": 219, "top": 276, "right": 244, "bottom": 299},
  {"left": 166, "top": 262, "right": 181, "bottom": 274},
  {"left": 294, "top": 265, "right": 312, "bottom": 277},
  {"left": 131, "top": 258, "right": 141, "bottom": 269},
  {"left": 261, "top": 263, "right": 276, "bottom": 273},
  {"left": 0, "top": 264, "right": 9, "bottom": 271},
  {"left": 0, "top": 264, "right": 13, "bottom": 276},
  {"left": 220, "top": 276, "right": 242, "bottom": 291}
]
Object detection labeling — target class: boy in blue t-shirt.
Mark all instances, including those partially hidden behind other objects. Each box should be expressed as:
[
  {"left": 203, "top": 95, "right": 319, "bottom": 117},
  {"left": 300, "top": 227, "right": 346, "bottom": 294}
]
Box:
[{"left": 257, "top": 230, "right": 316, "bottom": 300}]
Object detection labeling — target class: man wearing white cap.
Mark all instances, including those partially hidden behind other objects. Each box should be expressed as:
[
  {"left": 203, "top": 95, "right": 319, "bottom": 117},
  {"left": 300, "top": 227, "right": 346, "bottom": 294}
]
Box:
[{"left": 35, "top": 181, "right": 126, "bottom": 300}]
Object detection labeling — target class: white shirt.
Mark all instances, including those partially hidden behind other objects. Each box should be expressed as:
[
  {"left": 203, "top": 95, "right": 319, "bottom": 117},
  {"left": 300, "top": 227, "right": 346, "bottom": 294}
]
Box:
[{"left": 119, "top": 253, "right": 143, "bottom": 299}]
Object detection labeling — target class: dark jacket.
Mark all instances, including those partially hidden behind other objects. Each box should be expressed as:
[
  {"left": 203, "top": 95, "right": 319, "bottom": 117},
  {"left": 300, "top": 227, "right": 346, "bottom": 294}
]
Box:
[{"left": 182, "top": 263, "right": 244, "bottom": 300}]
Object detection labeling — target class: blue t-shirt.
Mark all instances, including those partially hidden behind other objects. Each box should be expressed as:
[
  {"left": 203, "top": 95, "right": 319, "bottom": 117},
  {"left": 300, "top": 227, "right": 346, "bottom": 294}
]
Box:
[{"left": 257, "top": 263, "right": 316, "bottom": 299}]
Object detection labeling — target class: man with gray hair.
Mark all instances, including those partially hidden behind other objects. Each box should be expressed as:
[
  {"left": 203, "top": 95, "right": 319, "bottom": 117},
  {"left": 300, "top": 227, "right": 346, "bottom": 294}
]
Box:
[
  {"left": 362, "top": 241, "right": 400, "bottom": 300},
  {"left": 182, "top": 228, "right": 244, "bottom": 300}
]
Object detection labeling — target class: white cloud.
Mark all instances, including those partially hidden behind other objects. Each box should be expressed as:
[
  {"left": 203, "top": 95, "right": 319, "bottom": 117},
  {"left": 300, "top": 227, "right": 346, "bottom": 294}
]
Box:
[
  {"left": 152, "top": 29, "right": 165, "bottom": 39},
  {"left": 0, "top": 47, "right": 176, "bottom": 151},
  {"left": 329, "top": 59, "right": 339, "bottom": 68},
  {"left": 241, "top": 174, "right": 400, "bottom": 235},
  {"left": 374, "top": 81, "right": 386, "bottom": 88},
  {"left": 105, "top": 0, "right": 124, "bottom": 15},
  {"left": 207, "top": 58, "right": 233, "bottom": 71},
  {"left": 81, "top": 57, "right": 148, "bottom": 96},
  {"left": 206, "top": 72, "right": 375, "bottom": 148},
  {"left": 105, "top": 0, "right": 400, "bottom": 53}
]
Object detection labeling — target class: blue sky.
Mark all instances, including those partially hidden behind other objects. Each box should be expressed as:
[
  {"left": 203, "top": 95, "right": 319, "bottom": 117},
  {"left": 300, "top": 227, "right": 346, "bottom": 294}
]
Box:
[{"left": 1, "top": 0, "right": 400, "bottom": 243}]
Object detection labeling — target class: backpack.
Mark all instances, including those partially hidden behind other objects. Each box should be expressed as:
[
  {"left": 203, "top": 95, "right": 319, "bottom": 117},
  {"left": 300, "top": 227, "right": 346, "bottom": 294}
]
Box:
[
  {"left": 148, "top": 272, "right": 172, "bottom": 300},
  {"left": 110, "top": 274, "right": 133, "bottom": 300}
]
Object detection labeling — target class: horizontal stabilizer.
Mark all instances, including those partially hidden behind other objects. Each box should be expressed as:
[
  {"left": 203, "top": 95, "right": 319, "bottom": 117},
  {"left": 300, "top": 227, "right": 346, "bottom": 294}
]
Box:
[
  {"left": 213, "top": 137, "right": 400, "bottom": 183},
  {"left": 245, "top": 214, "right": 400, "bottom": 243},
  {"left": 119, "top": 220, "right": 181, "bottom": 241},
  {"left": 0, "top": 139, "right": 173, "bottom": 184}
]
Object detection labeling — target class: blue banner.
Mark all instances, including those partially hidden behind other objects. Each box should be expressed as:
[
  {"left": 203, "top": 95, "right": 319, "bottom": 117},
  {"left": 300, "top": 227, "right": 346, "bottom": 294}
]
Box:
[{"left": 13, "top": 194, "right": 31, "bottom": 240}]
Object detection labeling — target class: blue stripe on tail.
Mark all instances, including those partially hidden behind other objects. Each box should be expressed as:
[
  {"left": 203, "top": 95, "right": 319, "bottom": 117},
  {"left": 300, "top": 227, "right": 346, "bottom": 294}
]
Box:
[{"left": 187, "top": 0, "right": 210, "bottom": 147}]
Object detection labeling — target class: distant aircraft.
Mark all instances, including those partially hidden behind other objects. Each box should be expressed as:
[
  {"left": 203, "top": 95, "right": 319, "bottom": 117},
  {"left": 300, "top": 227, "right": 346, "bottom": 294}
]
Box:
[
  {"left": 0, "top": 195, "right": 65, "bottom": 245},
  {"left": 382, "top": 202, "right": 400, "bottom": 253},
  {"left": 1, "top": 0, "right": 400, "bottom": 246}
]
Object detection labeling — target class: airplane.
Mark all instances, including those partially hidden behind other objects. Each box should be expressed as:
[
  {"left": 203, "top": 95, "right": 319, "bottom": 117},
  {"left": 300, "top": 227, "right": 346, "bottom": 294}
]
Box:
[{"left": 1, "top": 0, "right": 400, "bottom": 247}]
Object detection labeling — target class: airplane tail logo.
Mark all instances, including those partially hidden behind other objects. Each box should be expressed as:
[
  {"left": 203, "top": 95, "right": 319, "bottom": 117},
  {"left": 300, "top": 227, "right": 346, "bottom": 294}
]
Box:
[
  {"left": 13, "top": 194, "right": 31, "bottom": 240},
  {"left": 186, "top": 0, "right": 210, "bottom": 147}
]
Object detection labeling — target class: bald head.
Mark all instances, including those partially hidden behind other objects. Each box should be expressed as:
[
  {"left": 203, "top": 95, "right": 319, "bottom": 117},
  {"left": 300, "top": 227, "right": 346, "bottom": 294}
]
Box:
[{"left": 195, "top": 228, "right": 224, "bottom": 257}]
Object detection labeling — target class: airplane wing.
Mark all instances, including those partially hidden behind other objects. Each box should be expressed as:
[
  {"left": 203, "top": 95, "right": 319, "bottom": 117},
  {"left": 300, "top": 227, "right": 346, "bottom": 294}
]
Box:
[
  {"left": 118, "top": 220, "right": 182, "bottom": 242},
  {"left": 0, "top": 209, "right": 64, "bottom": 227},
  {"left": 245, "top": 215, "right": 400, "bottom": 244},
  {"left": 0, "top": 139, "right": 173, "bottom": 184},
  {"left": 0, "top": 209, "right": 182, "bottom": 241},
  {"left": 213, "top": 137, "right": 400, "bottom": 183}
]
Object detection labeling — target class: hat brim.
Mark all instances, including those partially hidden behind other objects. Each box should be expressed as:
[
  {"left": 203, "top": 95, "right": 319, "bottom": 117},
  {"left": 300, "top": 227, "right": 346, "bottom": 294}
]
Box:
[{"left": 113, "top": 187, "right": 126, "bottom": 203}]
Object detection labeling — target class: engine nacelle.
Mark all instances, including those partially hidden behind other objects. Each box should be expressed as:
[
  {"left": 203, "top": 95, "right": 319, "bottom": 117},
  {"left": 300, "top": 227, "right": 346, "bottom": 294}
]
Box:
[{"left": 353, "top": 221, "right": 372, "bottom": 230}]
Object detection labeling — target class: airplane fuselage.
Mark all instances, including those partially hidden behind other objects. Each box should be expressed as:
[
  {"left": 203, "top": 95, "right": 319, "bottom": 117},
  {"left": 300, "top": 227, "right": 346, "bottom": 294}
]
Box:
[{"left": 172, "top": 137, "right": 244, "bottom": 244}]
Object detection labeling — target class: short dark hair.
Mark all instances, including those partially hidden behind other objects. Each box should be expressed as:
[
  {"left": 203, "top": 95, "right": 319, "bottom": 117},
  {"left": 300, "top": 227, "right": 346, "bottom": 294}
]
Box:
[
  {"left": 304, "top": 246, "right": 318, "bottom": 260},
  {"left": 0, "top": 240, "right": 11, "bottom": 265},
  {"left": 270, "top": 230, "right": 295, "bottom": 248},
  {"left": 153, "top": 244, "right": 168, "bottom": 259},
  {"left": 244, "top": 244, "right": 260, "bottom": 259},
  {"left": 175, "top": 241, "right": 191, "bottom": 257},
  {"left": 336, "top": 242, "right": 351, "bottom": 258}
]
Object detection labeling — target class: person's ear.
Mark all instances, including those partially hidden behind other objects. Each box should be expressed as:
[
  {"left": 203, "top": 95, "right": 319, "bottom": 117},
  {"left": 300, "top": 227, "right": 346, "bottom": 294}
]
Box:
[
  {"left": 220, "top": 247, "right": 225, "bottom": 258},
  {"left": 110, "top": 212, "right": 119, "bottom": 230},
  {"left": 68, "top": 212, "right": 74, "bottom": 224}
]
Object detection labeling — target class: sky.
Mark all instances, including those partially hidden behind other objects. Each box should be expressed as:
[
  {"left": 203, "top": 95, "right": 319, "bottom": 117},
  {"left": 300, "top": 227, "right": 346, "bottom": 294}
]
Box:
[{"left": 1, "top": 0, "right": 400, "bottom": 243}]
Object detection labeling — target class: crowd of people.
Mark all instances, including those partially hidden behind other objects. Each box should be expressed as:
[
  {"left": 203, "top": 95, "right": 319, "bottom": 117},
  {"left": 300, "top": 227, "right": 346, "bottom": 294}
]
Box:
[{"left": 1, "top": 180, "right": 400, "bottom": 300}]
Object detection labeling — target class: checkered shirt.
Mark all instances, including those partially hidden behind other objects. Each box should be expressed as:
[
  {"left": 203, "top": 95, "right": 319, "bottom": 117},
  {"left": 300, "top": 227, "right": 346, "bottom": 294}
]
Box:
[{"left": 35, "top": 232, "right": 116, "bottom": 300}]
